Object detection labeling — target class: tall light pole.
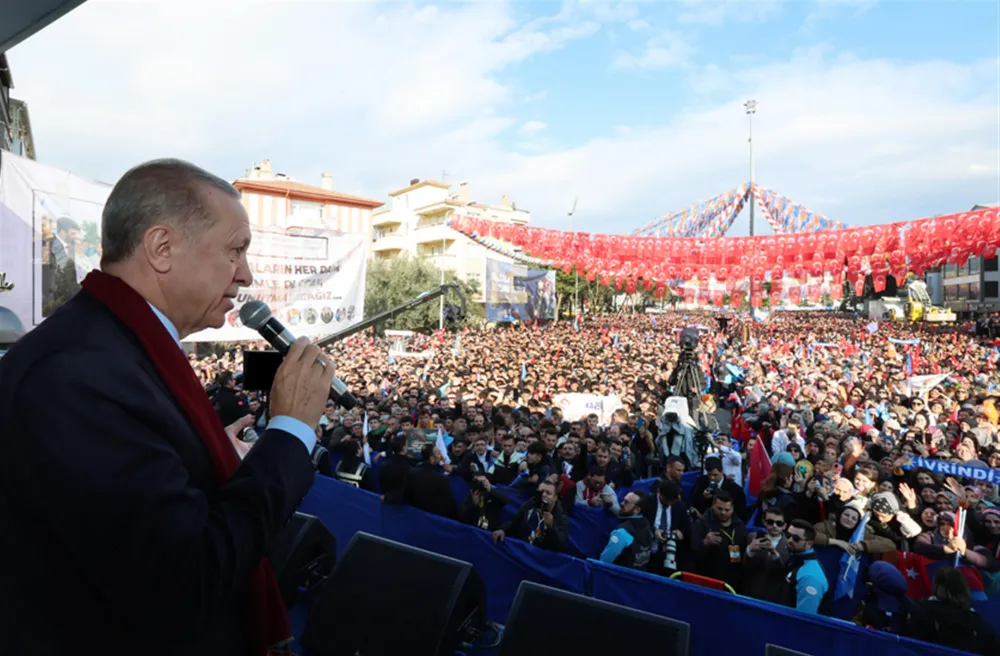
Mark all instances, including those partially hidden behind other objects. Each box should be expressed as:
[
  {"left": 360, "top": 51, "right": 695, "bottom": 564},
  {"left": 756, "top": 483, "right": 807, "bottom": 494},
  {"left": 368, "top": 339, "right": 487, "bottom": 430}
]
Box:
[
  {"left": 440, "top": 171, "right": 450, "bottom": 330},
  {"left": 568, "top": 196, "right": 579, "bottom": 316},
  {"left": 744, "top": 99, "right": 757, "bottom": 236}
]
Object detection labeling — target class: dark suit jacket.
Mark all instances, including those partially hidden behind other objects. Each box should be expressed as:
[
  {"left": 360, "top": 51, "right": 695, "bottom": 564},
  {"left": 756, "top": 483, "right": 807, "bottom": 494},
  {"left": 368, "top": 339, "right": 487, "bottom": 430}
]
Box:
[
  {"left": 403, "top": 463, "right": 458, "bottom": 520},
  {"left": 378, "top": 454, "right": 414, "bottom": 503},
  {"left": 0, "top": 292, "right": 316, "bottom": 656}
]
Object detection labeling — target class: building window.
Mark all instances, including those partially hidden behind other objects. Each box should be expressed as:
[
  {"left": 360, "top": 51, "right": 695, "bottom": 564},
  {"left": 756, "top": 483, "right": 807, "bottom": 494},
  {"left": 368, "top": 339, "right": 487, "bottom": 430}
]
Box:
[
  {"left": 969, "top": 282, "right": 980, "bottom": 300},
  {"left": 985, "top": 256, "right": 998, "bottom": 272},
  {"left": 945, "top": 285, "right": 959, "bottom": 301},
  {"left": 985, "top": 280, "right": 999, "bottom": 298},
  {"left": 969, "top": 258, "right": 981, "bottom": 275},
  {"left": 290, "top": 200, "right": 323, "bottom": 220},
  {"left": 943, "top": 263, "right": 957, "bottom": 279}
]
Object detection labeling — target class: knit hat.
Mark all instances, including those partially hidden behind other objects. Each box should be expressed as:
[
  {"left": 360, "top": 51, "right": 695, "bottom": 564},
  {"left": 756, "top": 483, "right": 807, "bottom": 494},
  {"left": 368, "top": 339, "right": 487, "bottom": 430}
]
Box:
[
  {"left": 774, "top": 452, "right": 796, "bottom": 468},
  {"left": 936, "top": 490, "right": 959, "bottom": 510},
  {"left": 870, "top": 492, "right": 899, "bottom": 516},
  {"left": 981, "top": 507, "right": 1000, "bottom": 522}
]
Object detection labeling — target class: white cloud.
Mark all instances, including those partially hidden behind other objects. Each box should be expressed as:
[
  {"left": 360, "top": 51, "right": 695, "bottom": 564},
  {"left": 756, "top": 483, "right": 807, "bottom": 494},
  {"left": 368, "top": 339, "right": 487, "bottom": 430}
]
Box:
[
  {"left": 677, "top": 0, "right": 782, "bottom": 26},
  {"left": 518, "top": 120, "right": 547, "bottom": 136},
  {"left": 6, "top": 1, "right": 999, "bottom": 238},
  {"left": 611, "top": 29, "right": 694, "bottom": 70}
]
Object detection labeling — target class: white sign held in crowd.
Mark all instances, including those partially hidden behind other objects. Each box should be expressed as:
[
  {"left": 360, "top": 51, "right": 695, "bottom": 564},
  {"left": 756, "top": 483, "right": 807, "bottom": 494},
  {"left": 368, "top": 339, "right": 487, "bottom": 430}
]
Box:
[
  {"left": 894, "top": 372, "right": 950, "bottom": 399},
  {"left": 552, "top": 392, "right": 623, "bottom": 426}
]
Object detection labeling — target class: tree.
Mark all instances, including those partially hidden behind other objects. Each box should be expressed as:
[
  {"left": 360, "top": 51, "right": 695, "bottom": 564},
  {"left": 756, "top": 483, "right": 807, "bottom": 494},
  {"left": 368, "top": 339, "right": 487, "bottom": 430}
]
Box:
[
  {"left": 554, "top": 269, "right": 579, "bottom": 318},
  {"left": 364, "top": 255, "right": 482, "bottom": 334}
]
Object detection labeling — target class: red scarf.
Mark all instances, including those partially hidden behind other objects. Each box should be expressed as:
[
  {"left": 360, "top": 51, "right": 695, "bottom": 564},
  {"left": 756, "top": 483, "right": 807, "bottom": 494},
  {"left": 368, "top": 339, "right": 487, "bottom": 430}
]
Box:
[{"left": 81, "top": 271, "right": 291, "bottom": 655}]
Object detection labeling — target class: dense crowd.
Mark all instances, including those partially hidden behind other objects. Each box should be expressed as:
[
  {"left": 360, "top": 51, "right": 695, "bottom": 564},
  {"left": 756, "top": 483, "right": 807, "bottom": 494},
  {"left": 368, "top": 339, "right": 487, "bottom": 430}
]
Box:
[{"left": 195, "top": 310, "right": 1000, "bottom": 655}]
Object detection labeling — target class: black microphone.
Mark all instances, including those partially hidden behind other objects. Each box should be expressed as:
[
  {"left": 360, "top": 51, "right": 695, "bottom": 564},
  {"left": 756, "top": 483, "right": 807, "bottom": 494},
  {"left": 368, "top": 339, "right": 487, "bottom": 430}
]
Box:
[{"left": 239, "top": 300, "right": 358, "bottom": 410}]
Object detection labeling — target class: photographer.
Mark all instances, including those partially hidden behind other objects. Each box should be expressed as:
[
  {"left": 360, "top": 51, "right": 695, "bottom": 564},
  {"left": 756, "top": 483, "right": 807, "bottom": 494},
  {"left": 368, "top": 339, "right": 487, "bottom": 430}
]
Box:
[
  {"left": 656, "top": 410, "right": 698, "bottom": 470},
  {"left": 492, "top": 479, "right": 569, "bottom": 553},
  {"left": 642, "top": 479, "right": 693, "bottom": 575},
  {"left": 689, "top": 457, "right": 747, "bottom": 521},
  {"left": 458, "top": 473, "right": 509, "bottom": 531}
]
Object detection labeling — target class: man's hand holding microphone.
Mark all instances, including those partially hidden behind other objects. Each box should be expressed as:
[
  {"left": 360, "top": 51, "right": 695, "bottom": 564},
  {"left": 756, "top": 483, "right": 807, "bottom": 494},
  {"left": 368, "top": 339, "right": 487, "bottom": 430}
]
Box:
[{"left": 269, "top": 337, "right": 337, "bottom": 434}]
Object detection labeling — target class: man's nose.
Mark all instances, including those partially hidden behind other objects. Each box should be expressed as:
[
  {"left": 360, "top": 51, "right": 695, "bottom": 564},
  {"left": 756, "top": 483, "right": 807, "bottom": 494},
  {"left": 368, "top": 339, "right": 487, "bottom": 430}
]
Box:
[{"left": 235, "top": 252, "right": 253, "bottom": 286}]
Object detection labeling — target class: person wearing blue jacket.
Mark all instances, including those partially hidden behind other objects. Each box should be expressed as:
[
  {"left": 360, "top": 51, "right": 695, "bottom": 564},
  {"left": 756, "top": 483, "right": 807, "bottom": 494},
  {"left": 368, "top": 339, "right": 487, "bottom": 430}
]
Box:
[{"left": 784, "top": 519, "right": 829, "bottom": 614}]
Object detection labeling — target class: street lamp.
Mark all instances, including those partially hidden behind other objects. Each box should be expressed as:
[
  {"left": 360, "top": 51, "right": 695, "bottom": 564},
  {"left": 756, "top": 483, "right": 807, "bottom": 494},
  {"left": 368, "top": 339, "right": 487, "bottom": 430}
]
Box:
[
  {"left": 744, "top": 99, "right": 757, "bottom": 236},
  {"left": 568, "top": 197, "right": 579, "bottom": 317}
]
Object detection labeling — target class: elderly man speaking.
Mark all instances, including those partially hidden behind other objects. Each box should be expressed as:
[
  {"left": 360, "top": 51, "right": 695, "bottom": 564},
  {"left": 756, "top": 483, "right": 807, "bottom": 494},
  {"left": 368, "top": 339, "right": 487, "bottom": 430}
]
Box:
[{"left": 0, "top": 160, "right": 334, "bottom": 656}]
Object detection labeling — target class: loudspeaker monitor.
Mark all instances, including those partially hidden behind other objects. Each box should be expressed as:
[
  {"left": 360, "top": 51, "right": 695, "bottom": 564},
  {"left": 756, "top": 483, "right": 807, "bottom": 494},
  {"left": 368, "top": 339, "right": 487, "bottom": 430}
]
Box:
[
  {"left": 499, "top": 581, "right": 690, "bottom": 656},
  {"left": 301, "top": 532, "right": 486, "bottom": 656},
  {"left": 267, "top": 512, "right": 336, "bottom": 606}
]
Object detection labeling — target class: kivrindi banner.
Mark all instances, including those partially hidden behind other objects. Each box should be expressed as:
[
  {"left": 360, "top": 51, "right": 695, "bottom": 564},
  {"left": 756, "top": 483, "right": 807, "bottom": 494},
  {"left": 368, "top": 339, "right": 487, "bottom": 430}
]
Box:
[{"left": 902, "top": 456, "right": 1000, "bottom": 484}]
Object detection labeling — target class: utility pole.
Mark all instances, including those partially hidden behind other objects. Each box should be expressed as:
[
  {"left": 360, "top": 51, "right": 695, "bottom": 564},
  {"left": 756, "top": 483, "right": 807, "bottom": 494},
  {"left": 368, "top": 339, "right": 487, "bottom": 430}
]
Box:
[
  {"left": 568, "top": 197, "right": 579, "bottom": 317},
  {"left": 744, "top": 99, "right": 757, "bottom": 236}
]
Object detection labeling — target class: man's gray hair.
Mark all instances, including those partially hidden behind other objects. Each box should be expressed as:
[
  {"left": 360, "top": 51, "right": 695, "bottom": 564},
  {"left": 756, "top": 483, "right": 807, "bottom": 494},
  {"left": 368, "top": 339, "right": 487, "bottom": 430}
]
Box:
[{"left": 100, "top": 158, "right": 240, "bottom": 265}]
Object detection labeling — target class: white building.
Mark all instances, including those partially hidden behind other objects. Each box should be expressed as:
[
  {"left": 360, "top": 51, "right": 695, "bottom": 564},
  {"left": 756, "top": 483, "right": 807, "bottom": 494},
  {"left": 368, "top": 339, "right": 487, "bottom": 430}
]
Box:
[
  {"left": 233, "top": 160, "right": 383, "bottom": 259},
  {"left": 925, "top": 204, "right": 1000, "bottom": 315},
  {"left": 371, "top": 178, "right": 531, "bottom": 289}
]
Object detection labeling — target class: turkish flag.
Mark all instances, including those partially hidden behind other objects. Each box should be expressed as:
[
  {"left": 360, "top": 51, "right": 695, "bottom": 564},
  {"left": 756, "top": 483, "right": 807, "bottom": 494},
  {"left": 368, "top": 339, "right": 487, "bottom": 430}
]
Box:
[
  {"left": 747, "top": 436, "right": 772, "bottom": 498},
  {"left": 896, "top": 551, "right": 987, "bottom": 600}
]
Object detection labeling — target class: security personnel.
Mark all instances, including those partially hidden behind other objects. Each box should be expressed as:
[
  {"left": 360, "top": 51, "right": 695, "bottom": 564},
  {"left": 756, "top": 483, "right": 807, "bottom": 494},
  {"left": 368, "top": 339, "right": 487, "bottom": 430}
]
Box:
[
  {"left": 600, "top": 491, "right": 653, "bottom": 571},
  {"left": 782, "top": 519, "right": 829, "bottom": 614},
  {"left": 334, "top": 439, "right": 375, "bottom": 492},
  {"left": 211, "top": 371, "right": 251, "bottom": 427}
]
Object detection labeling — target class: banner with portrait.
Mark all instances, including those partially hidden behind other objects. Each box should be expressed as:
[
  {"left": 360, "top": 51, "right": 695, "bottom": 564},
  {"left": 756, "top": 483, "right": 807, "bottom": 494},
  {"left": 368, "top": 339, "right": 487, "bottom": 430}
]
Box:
[
  {"left": 186, "top": 228, "right": 367, "bottom": 342},
  {"left": 484, "top": 258, "right": 555, "bottom": 323},
  {"left": 0, "top": 152, "right": 110, "bottom": 342},
  {"left": 0, "top": 153, "right": 366, "bottom": 344}
]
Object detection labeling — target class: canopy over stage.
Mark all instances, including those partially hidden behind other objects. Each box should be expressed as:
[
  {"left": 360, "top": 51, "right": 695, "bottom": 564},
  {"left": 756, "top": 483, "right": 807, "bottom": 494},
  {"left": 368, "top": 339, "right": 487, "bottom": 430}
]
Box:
[{"left": 0, "top": 0, "right": 89, "bottom": 52}]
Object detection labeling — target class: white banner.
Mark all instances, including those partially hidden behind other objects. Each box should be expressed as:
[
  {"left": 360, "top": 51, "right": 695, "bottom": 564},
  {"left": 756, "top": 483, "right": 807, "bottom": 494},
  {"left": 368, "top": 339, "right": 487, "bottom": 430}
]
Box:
[
  {"left": 552, "top": 392, "right": 623, "bottom": 426},
  {"left": 0, "top": 152, "right": 111, "bottom": 341},
  {"left": 186, "top": 228, "right": 367, "bottom": 342}
]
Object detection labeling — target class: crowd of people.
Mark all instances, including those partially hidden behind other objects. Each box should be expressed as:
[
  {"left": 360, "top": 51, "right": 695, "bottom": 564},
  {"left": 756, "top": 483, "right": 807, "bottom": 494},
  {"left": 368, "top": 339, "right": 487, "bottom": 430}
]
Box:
[{"left": 195, "top": 309, "right": 1000, "bottom": 655}]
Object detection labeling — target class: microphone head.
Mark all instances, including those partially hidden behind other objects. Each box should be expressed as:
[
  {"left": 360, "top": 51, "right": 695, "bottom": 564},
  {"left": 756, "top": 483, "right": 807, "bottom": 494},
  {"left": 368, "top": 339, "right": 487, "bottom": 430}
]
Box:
[{"left": 239, "top": 299, "right": 272, "bottom": 330}]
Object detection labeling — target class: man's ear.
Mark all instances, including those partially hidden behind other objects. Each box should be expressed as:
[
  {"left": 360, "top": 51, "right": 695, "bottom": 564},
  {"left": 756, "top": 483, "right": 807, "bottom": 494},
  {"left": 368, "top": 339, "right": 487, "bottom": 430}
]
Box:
[{"left": 142, "top": 224, "right": 180, "bottom": 274}]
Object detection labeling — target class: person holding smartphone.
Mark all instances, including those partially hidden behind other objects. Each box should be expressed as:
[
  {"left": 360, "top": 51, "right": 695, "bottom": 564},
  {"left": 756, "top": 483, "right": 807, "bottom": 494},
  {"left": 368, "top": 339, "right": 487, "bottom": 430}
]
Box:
[
  {"left": 743, "top": 507, "right": 791, "bottom": 603},
  {"left": 575, "top": 465, "right": 621, "bottom": 515}
]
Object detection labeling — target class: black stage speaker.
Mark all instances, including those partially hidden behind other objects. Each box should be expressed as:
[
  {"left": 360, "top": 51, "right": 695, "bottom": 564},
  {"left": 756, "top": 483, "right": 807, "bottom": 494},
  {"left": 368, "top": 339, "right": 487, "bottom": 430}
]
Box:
[
  {"left": 301, "top": 532, "right": 486, "bottom": 656},
  {"left": 267, "top": 512, "right": 336, "bottom": 606},
  {"left": 499, "top": 581, "right": 691, "bottom": 656},
  {"left": 765, "top": 646, "right": 813, "bottom": 656}
]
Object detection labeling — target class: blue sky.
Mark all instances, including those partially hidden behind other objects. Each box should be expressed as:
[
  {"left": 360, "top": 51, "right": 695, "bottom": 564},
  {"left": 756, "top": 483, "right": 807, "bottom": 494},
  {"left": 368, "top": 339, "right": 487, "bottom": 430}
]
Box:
[{"left": 9, "top": 0, "right": 1000, "bottom": 236}]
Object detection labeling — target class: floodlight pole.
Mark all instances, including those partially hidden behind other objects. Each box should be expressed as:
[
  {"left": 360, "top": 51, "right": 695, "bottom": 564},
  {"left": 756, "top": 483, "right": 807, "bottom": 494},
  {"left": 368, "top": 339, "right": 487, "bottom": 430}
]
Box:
[
  {"left": 745, "top": 99, "right": 757, "bottom": 237},
  {"left": 568, "top": 197, "right": 579, "bottom": 316}
]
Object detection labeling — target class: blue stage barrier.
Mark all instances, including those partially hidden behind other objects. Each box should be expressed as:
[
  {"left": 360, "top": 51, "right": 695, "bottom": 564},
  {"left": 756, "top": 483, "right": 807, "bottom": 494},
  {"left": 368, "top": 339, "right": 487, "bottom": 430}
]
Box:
[
  {"left": 298, "top": 475, "right": 996, "bottom": 654},
  {"left": 300, "top": 475, "right": 588, "bottom": 623},
  {"left": 588, "top": 560, "right": 971, "bottom": 656}
]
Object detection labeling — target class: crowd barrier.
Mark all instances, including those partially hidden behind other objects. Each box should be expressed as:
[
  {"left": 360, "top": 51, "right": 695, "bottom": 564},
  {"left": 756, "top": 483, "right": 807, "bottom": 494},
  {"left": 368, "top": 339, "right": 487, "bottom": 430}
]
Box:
[
  {"left": 296, "top": 474, "right": 988, "bottom": 656},
  {"left": 330, "top": 451, "right": 698, "bottom": 559}
]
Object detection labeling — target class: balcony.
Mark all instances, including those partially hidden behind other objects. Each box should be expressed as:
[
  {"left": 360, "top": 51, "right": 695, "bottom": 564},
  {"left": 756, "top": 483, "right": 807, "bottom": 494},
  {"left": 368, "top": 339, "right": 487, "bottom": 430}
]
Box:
[
  {"left": 413, "top": 223, "right": 454, "bottom": 244},
  {"left": 373, "top": 210, "right": 402, "bottom": 227},
  {"left": 372, "top": 232, "right": 410, "bottom": 253}
]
